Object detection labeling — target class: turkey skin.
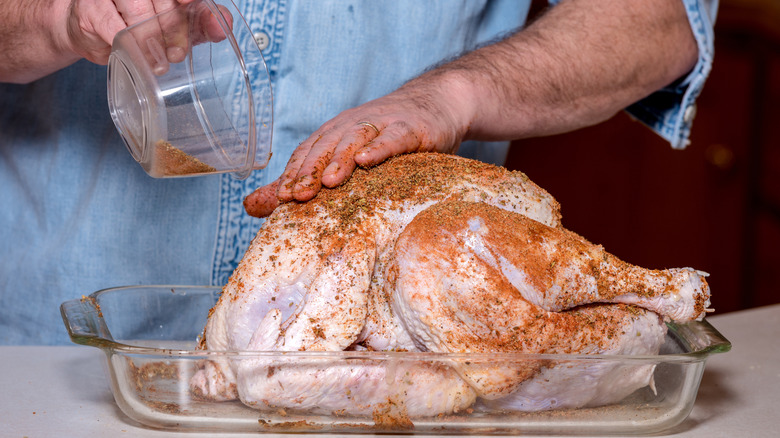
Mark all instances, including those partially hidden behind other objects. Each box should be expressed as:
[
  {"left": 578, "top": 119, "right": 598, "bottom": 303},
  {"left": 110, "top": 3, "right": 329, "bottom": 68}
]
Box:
[{"left": 191, "top": 153, "right": 711, "bottom": 417}]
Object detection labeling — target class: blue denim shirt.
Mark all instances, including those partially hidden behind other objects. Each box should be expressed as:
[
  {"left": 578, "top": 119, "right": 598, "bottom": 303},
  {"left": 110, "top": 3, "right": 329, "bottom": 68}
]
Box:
[{"left": 0, "top": 0, "right": 717, "bottom": 345}]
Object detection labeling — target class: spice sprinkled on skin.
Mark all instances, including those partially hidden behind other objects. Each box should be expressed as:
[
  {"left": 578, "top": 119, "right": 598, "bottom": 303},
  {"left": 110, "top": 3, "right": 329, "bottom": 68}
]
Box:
[{"left": 193, "top": 153, "right": 711, "bottom": 419}]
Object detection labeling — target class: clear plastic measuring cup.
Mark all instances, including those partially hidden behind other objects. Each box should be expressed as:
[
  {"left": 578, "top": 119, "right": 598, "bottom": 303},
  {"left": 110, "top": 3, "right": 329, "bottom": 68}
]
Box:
[{"left": 107, "top": 0, "right": 272, "bottom": 179}]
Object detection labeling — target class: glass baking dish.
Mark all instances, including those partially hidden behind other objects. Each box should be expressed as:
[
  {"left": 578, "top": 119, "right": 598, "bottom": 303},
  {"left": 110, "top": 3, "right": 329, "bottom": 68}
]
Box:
[{"left": 61, "top": 285, "right": 731, "bottom": 435}]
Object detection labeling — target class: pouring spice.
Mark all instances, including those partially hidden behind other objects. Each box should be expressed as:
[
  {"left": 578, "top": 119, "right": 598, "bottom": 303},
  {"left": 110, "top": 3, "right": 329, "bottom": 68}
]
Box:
[{"left": 150, "top": 140, "right": 217, "bottom": 177}]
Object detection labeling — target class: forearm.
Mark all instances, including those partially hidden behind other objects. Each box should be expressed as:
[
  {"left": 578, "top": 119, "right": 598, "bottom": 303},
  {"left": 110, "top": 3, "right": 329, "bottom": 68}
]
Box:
[
  {"left": 0, "top": 0, "right": 80, "bottom": 84},
  {"left": 424, "top": 0, "right": 699, "bottom": 141}
]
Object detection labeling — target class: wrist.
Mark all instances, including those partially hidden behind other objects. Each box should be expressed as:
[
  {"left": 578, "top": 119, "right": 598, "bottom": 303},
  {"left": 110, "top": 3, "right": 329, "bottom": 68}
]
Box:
[
  {"left": 0, "top": 0, "right": 80, "bottom": 83},
  {"left": 406, "top": 67, "right": 480, "bottom": 143},
  {"left": 413, "top": 39, "right": 543, "bottom": 143},
  {"left": 47, "top": 0, "right": 81, "bottom": 62}
]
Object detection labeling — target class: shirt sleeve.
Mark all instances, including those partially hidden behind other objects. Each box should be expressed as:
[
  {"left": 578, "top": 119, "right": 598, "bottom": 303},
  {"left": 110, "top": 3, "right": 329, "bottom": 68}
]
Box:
[
  {"left": 625, "top": 0, "right": 718, "bottom": 149},
  {"left": 548, "top": 0, "right": 719, "bottom": 149}
]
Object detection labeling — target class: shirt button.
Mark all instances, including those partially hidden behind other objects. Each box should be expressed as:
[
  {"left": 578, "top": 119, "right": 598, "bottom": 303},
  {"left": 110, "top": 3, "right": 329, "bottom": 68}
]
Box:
[
  {"left": 253, "top": 31, "right": 270, "bottom": 51},
  {"left": 683, "top": 104, "right": 697, "bottom": 124}
]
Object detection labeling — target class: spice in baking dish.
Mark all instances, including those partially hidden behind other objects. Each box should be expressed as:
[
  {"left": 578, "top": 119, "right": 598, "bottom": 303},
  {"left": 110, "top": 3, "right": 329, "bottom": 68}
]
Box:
[{"left": 149, "top": 140, "right": 216, "bottom": 177}]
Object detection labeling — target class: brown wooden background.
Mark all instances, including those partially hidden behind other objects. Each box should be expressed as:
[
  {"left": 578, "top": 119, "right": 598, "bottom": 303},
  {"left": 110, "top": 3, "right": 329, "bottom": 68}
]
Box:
[{"left": 506, "top": 0, "right": 780, "bottom": 314}]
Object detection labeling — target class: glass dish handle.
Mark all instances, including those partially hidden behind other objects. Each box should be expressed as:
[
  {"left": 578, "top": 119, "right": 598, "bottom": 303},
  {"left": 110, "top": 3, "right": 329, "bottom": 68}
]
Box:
[
  {"left": 669, "top": 318, "right": 732, "bottom": 355},
  {"left": 60, "top": 296, "right": 114, "bottom": 346}
]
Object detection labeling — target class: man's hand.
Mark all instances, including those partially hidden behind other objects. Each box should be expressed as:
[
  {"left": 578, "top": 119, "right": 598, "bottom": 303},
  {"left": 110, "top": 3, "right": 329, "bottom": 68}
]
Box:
[
  {"left": 1, "top": 0, "right": 200, "bottom": 83},
  {"left": 243, "top": 73, "right": 474, "bottom": 218},
  {"left": 66, "top": 0, "right": 192, "bottom": 65}
]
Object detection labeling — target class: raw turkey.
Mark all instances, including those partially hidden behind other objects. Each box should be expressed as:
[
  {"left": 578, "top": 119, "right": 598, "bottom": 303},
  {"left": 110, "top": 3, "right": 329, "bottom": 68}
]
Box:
[{"left": 190, "top": 153, "right": 711, "bottom": 416}]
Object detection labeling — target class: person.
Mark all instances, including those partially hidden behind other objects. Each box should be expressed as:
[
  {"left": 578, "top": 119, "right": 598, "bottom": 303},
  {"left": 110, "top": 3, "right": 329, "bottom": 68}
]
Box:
[{"left": 0, "top": 0, "right": 717, "bottom": 345}]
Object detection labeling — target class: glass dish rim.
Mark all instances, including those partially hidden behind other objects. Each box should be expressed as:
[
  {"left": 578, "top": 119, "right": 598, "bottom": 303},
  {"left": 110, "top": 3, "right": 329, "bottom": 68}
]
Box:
[{"left": 61, "top": 284, "right": 732, "bottom": 362}]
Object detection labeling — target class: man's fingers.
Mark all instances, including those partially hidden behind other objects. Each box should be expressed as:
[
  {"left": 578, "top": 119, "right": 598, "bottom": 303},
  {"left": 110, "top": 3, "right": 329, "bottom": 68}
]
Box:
[
  {"left": 66, "top": 0, "right": 126, "bottom": 63},
  {"left": 321, "top": 123, "right": 381, "bottom": 188},
  {"left": 260, "top": 87, "right": 461, "bottom": 212},
  {"left": 288, "top": 143, "right": 337, "bottom": 202},
  {"left": 116, "top": 0, "right": 188, "bottom": 74},
  {"left": 114, "top": 0, "right": 159, "bottom": 26},
  {"left": 354, "top": 121, "right": 424, "bottom": 167},
  {"left": 276, "top": 137, "right": 319, "bottom": 202},
  {"left": 248, "top": 118, "right": 434, "bottom": 218},
  {"left": 90, "top": 7, "right": 130, "bottom": 46},
  {"left": 156, "top": 6, "right": 189, "bottom": 63},
  {"left": 200, "top": 5, "right": 232, "bottom": 43},
  {"left": 70, "top": 0, "right": 203, "bottom": 65},
  {"left": 244, "top": 179, "right": 281, "bottom": 218}
]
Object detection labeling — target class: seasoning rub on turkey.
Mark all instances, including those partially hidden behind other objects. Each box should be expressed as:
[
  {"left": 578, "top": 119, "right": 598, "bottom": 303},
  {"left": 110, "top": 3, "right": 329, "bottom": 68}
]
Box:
[{"left": 190, "top": 153, "right": 711, "bottom": 416}]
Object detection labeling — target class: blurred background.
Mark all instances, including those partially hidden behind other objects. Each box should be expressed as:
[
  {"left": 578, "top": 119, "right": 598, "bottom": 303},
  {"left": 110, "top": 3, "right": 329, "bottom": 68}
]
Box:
[{"left": 507, "top": 0, "right": 780, "bottom": 314}]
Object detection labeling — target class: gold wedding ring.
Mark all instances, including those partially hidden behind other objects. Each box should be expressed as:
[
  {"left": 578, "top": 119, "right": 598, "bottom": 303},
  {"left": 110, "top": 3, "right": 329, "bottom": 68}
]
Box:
[{"left": 356, "top": 121, "right": 380, "bottom": 135}]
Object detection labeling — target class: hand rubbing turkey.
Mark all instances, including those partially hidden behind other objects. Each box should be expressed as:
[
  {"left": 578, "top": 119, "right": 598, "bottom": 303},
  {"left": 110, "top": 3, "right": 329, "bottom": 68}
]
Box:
[{"left": 190, "top": 153, "right": 711, "bottom": 416}]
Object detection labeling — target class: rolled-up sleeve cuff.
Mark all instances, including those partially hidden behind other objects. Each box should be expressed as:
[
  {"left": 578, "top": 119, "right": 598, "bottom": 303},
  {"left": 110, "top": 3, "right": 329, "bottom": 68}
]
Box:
[{"left": 626, "top": 0, "right": 718, "bottom": 149}]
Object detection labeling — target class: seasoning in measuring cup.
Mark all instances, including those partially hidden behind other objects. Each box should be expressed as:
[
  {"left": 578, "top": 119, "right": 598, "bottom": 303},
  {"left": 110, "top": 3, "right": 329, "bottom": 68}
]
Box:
[{"left": 149, "top": 140, "right": 217, "bottom": 177}]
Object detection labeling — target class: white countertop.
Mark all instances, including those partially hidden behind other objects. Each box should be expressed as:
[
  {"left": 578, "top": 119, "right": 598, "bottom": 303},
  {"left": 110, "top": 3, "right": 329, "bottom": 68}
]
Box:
[{"left": 3, "top": 304, "right": 779, "bottom": 438}]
